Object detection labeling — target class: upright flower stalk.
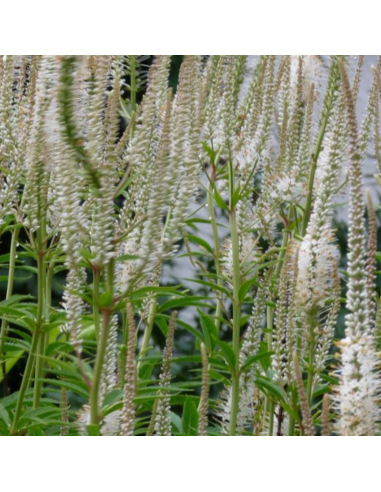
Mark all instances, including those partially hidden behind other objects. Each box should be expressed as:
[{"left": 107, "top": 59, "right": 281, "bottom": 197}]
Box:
[
  {"left": 228, "top": 172, "right": 242, "bottom": 436},
  {"left": 121, "top": 304, "right": 137, "bottom": 436},
  {"left": 154, "top": 312, "right": 177, "bottom": 436},
  {"left": 335, "top": 61, "right": 380, "bottom": 436}
]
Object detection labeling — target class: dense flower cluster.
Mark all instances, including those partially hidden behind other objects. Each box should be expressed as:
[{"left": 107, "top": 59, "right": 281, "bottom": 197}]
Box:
[{"left": 335, "top": 62, "right": 380, "bottom": 436}]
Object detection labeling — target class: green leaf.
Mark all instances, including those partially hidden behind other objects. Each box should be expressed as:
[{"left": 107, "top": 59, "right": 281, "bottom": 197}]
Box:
[
  {"left": 170, "top": 412, "right": 183, "bottom": 434},
  {"left": 175, "top": 319, "right": 204, "bottom": 343},
  {"left": 155, "top": 316, "right": 169, "bottom": 338},
  {"left": 0, "top": 389, "right": 33, "bottom": 410},
  {"left": 214, "top": 188, "right": 228, "bottom": 210},
  {"left": 208, "top": 370, "right": 230, "bottom": 386},
  {"left": 116, "top": 254, "right": 141, "bottom": 262},
  {"left": 0, "top": 295, "right": 34, "bottom": 306},
  {"left": 4, "top": 340, "right": 30, "bottom": 352},
  {"left": 184, "top": 278, "right": 230, "bottom": 296},
  {"left": 321, "top": 373, "right": 339, "bottom": 385},
  {"left": 158, "top": 296, "right": 210, "bottom": 313},
  {"left": 0, "top": 403, "right": 11, "bottom": 427},
  {"left": 79, "top": 325, "right": 96, "bottom": 341},
  {"left": 182, "top": 397, "right": 199, "bottom": 436},
  {"left": 46, "top": 342, "right": 74, "bottom": 357},
  {"left": 231, "top": 183, "right": 241, "bottom": 208},
  {"left": 187, "top": 234, "right": 214, "bottom": 255},
  {"left": 80, "top": 248, "right": 94, "bottom": 261},
  {"left": 132, "top": 285, "right": 184, "bottom": 298},
  {"left": 8, "top": 328, "right": 32, "bottom": 342},
  {"left": 312, "top": 385, "right": 331, "bottom": 399},
  {"left": 202, "top": 142, "right": 217, "bottom": 162},
  {"left": 0, "top": 275, "right": 32, "bottom": 282},
  {"left": 0, "top": 350, "right": 24, "bottom": 383},
  {"left": 39, "top": 379, "right": 89, "bottom": 399},
  {"left": 240, "top": 352, "right": 273, "bottom": 374},
  {"left": 87, "top": 424, "right": 100, "bottom": 436},
  {"left": 256, "top": 376, "right": 288, "bottom": 402},
  {"left": 200, "top": 313, "right": 218, "bottom": 352},
  {"left": 218, "top": 341, "right": 236, "bottom": 371},
  {"left": 0, "top": 254, "right": 11, "bottom": 263},
  {"left": 139, "top": 363, "right": 155, "bottom": 381},
  {"left": 101, "top": 390, "right": 123, "bottom": 415},
  {"left": 99, "top": 292, "right": 113, "bottom": 308},
  {"left": 239, "top": 278, "right": 260, "bottom": 302}
]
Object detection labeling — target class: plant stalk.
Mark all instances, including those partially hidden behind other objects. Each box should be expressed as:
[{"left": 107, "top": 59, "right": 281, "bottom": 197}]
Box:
[
  {"left": 93, "top": 268, "right": 101, "bottom": 340},
  {"left": 88, "top": 259, "right": 115, "bottom": 435},
  {"left": 32, "top": 232, "right": 47, "bottom": 408},
  {"left": 10, "top": 329, "right": 40, "bottom": 435},
  {"left": 302, "top": 59, "right": 340, "bottom": 235},
  {"left": 208, "top": 177, "right": 223, "bottom": 336},
  {"left": 88, "top": 308, "right": 112, "bottom": 435},
  {"left": 228, "top": 160, "right": 242, "bottom": 437},
  {"left": 138, "top": 299, "right": 157, "bottom": 374},
  {"left": 0, "top": 227, "right": 20, "bottom": 381}
]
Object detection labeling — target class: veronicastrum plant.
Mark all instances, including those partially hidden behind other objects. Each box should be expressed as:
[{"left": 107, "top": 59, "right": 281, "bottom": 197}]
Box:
[{"left": 0, "top": 55, "right": 380, "bottom": 437}]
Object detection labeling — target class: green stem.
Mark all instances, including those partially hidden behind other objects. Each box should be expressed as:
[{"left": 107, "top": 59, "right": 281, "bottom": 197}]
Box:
[
  {"left": 10, "top": 154, "right": 48, "bottom": 429},
  {"left": 93, "top": 268, "right": 101, "bottom": 340},
  {"left": 0, "top": 227, "right": 20, "bottom": 379},
  {"left": 267, "top": 213, "right": 293, "bottom": 435},
  {"left": 88, "top": 308, "right": 112, "bottom": 435},
  {"left": 119, "top": 311, "right": 128, "bottom": 386},
  {"left": 10, "top": 329, "right": 40, "bottom": 435},
  {"left": 267, "top": 218, "right": 289, "bottom": 349},
  {"left": 306, "top": 360, "right": 314, "bottom": 404},
  {"left": 266, "top": 305, "right": 275, "bottom": 435},
  {"left": 138, "top": 299, "right": 157, "bottom": 373},
  {"left": 306, "top": 313, "right": 317, "bottom": 404},
  {"left": 302, "top": 157, "right": 318, "bottom": 236},
  {"left": 288, "top": 387, "right": 298, "bottom": 436},
  {"left": 208, "top": 178, "right": 223, "bottom": 336},
  {"left": 266, "top": 305, "right": 274, "bottom": 355},
  {"left": 138, "top": 207, "right": 170, "bottom": 372},
  {"left": 113, "top": 56, "right": 138, "bottom": 200},
  {"left": 88, "top": 259, "right": 115, "bottom": 435},
  {"left": 268, "top": 401, "right": 275, "bottom": 436},
  {"left": 32, "top": 237, "right": 46, "bottom": 409},
  {"left": 46, "top": 261, "right": 54, "bottom": 312},
  {"left": 33, "top": 258, "right": 54, "bottom": 409},
  {"left": 288, "top": 418, "right": 295, "bottom": 436},
  {"left": 228, "top": 161, "right": 242, "bottom": 437},
  {"left": 275, "top": 225, "right": 290, "bottom": 281},
  {"left": 288, "top": 316, "right": 305, "bottom": 436},
  {"left": 33, "top": 334, "right": 46, "bottom": 409},
  {"left": 301, "top": 61, "right": 339, "bottom": 236},
  {"left": 129, "top": 56, "right": 138, "bottom": 117}
]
